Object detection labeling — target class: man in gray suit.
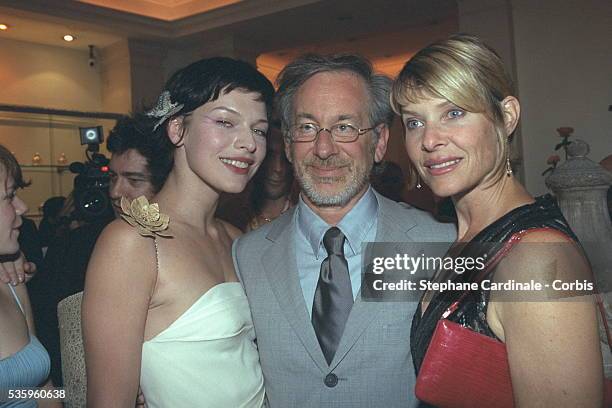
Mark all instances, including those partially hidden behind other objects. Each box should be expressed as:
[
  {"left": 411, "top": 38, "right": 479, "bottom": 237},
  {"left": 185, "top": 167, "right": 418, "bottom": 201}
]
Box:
[{"left": 233, "top": 54, "right": 455, "bottom": 407}]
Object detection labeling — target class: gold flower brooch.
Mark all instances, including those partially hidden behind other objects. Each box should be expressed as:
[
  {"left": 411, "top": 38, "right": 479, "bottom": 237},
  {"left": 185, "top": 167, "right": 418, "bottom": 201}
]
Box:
[{"left": 120, "top": 196, "right": 171, "bottom": 238}]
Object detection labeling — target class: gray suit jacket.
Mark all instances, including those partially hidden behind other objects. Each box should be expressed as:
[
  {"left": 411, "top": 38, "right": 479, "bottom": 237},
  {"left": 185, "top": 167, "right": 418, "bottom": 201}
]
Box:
[{"left": 232, "top": 191, "right": 456, "bottom": 407}]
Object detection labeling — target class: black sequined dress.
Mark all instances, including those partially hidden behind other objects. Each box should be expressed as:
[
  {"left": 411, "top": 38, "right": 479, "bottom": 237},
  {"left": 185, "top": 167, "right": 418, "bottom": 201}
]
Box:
[{"left": 411, "top": 195, "right": 577, "bottom": 374}]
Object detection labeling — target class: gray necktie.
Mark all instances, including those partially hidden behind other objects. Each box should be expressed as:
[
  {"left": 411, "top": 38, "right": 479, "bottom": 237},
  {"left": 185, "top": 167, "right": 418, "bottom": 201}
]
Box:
[{"left": 312, "top": 227, "right": 354, "bottom": 365}]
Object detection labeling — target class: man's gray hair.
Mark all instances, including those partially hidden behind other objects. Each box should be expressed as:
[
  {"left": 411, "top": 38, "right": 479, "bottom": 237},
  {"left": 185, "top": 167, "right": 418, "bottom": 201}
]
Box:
[{"left": 275, "top": 54, "right": 394, "bottom": 141}]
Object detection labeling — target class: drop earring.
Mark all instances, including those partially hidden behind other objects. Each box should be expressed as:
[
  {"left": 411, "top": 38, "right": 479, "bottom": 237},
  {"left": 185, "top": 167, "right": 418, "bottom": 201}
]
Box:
[
  {"left": 416, "top": 175, "right": 422, "bottom": 189},
  {"left": 506, "top": 154, "right": 513, "bottom": 176}
]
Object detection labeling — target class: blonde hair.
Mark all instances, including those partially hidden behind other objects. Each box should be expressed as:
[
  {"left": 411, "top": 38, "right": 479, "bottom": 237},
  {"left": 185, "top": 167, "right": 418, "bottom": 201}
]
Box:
[{"left": 391, "top": 34, "right": 516, "bottom": 181}]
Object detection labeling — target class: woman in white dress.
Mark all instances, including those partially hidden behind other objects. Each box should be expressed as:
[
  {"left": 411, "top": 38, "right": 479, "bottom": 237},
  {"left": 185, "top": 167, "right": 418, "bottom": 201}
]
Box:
[{"left": 83, "top": 57, "right": 274, "bottom": 407}]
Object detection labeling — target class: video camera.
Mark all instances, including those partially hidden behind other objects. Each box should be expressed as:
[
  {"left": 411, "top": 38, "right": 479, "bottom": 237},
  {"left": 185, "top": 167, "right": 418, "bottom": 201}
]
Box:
[{"left": 68, "top": 126, "right": 114, "bottom": 223}]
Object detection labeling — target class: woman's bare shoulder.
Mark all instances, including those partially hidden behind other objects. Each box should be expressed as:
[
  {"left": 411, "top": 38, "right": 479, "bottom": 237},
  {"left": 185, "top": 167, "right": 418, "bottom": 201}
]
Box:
[
  {"left": 87, "top": 218, "right": 160, "bottom": 285},
  {"left": 96, "top": 218, "right": 158, "bottom": 252},
  {"left": 496, "top": 232, "right": 589, "bottom": 284}
]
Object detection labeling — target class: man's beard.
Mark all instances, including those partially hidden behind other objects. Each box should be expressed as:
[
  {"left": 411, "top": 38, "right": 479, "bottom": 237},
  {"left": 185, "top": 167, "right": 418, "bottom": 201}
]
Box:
[{"left": 293, "top": 148, "right": 374, "bottom": 207}]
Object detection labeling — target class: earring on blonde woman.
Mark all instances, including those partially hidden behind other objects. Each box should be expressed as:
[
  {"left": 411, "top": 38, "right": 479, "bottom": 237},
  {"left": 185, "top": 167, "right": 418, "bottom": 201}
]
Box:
[
  {"left": 416, "top": 175, "right": 422, "bottom": 189},
  {"left": 506, "top": 154, "right": 513, "bottom": 177}
]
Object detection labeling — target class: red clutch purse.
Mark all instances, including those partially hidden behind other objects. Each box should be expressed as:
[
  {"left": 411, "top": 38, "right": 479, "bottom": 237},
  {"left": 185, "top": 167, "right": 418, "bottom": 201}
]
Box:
[
  {"left": 415, "top": 315, "right": 612, "bottom": 408},
  {"left": 415, "top": 319, "right": 514, "bottom": 408}
]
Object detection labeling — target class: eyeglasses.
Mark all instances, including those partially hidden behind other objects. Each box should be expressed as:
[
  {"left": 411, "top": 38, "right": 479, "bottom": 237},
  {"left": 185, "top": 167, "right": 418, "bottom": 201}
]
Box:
[{"left": 290, "top": 123, "right": 376, "bottom": 143}]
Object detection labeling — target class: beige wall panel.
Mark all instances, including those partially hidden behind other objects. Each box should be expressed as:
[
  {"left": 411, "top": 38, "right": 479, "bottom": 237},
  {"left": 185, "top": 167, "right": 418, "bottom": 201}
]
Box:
[{"left": 0, "top": 38, "right": 103, "bottom": 112}]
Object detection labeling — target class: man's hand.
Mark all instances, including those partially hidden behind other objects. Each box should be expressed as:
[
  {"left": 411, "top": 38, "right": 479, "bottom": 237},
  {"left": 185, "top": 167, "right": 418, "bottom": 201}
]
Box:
[{"left": 0, "top": 252, "right": 37, "bottom": 286}]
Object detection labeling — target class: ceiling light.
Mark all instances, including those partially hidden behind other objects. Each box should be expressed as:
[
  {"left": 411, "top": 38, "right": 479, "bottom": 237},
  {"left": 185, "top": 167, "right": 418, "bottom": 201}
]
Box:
[
  {"left": 0, "top": 24, "right": 9, "bottom": 31},
  {"left": 63, "top": 34, "right": 75, "bottom": 42}
]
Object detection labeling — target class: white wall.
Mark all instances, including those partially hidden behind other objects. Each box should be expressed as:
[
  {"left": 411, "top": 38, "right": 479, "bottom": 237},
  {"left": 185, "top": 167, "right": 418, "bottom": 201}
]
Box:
[{"left": 512, "top": 0, "right": 612, "bottom": 195}]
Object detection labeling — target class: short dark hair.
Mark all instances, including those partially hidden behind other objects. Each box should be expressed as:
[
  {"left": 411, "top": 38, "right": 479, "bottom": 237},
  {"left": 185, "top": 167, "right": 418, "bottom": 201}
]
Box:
[
  {"left": 0, "top": 144, "right": 29, "bottom": 189},
  {"left": 106, "top": 114, "right": 173, "bottom": 193},
  {"left": 275, "top": 54, "right": 394, "bottom": 141},
  {"left": 162, "top": 57, "right": 275, "bottom": 124}
]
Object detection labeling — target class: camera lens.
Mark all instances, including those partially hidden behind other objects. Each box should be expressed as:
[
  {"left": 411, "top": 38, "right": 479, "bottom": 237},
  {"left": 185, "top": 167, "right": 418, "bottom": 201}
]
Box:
[
  {"left": 78, "top": 190, "right": 109, "bottom": 216},
  {"left": 85, "top": 129, "right": 98, "bottom": 141}
]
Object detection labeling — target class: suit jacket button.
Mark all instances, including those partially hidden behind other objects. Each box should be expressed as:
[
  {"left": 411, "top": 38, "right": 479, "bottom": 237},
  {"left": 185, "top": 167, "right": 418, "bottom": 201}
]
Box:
[{"left": 324, "top": 373, "right": 338, "bottom": 388}]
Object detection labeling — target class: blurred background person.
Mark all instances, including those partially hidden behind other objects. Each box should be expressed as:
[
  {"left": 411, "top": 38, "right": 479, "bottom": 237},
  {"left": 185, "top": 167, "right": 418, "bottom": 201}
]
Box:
[
  {"left": 370, "top": 160, "right": 405, "bottom": 202},
  {"left": 37, "top": 196, "right": 66, "bottom": 254},
  {"left": 246, "top": 120, "right": 295, "bottom": 231},
  {"left": 106, "top": 113, "right": 174, "bottom": 215}
]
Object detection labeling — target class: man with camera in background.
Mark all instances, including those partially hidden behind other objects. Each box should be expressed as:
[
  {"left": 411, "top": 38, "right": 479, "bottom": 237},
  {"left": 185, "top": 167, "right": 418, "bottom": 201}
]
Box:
[
  {"left": 105, "top": 113, "right": 173, "bottom": 217},
  {"left": 35, "top": 112, "right": 172, "bottom": 299},
  {"left": 0, "top": 114, "right": 170, "bottom": 282},
  {"left": 0, "top": 113, "right": 173, "bottom": 386}
]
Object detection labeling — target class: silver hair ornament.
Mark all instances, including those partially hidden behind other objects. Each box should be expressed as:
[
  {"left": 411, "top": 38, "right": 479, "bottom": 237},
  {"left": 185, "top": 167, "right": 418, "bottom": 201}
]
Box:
[{"left": 146, "top": 90, "right": 184, "bottom": 131}]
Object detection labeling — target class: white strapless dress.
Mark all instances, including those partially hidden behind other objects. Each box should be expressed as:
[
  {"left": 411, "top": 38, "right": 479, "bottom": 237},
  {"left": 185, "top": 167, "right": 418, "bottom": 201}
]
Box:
[{"left": 140, "top": 282, "right": 265, "bottom": 407}]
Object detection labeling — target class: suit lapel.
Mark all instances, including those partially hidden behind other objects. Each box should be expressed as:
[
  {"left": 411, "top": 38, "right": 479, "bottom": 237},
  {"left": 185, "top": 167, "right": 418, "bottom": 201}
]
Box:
[
  {"left": 331, "top": 192, "right": 418, "bottom": 368},
  {"left": 261, "top": 210, "right": 329, "bottom": 372}
]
